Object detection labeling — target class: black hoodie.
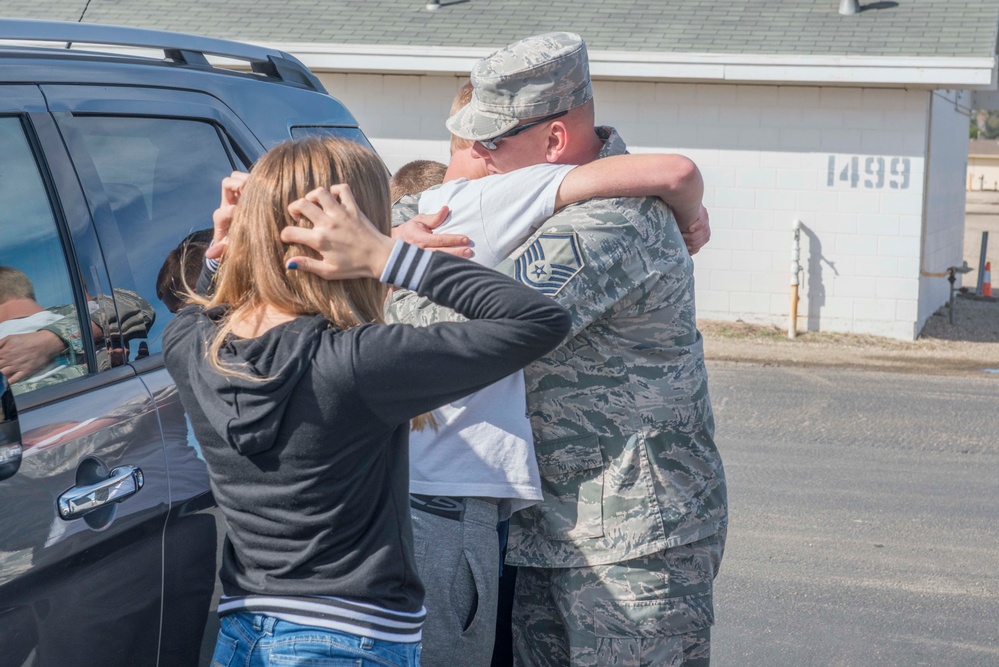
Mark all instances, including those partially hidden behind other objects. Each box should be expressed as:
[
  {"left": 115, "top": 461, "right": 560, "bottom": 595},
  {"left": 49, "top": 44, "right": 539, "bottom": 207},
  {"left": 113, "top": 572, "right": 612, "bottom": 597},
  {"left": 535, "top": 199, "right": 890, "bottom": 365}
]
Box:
[{"left": 162, "top": 244, "right": 569, "bottom": 638}]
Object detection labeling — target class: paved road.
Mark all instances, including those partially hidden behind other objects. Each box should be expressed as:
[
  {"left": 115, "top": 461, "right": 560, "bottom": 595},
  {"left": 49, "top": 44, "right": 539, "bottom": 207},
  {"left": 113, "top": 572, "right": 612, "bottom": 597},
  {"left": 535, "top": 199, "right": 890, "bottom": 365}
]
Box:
[{"left": 708, "top": 361, "right": 999, "bottom": 667}]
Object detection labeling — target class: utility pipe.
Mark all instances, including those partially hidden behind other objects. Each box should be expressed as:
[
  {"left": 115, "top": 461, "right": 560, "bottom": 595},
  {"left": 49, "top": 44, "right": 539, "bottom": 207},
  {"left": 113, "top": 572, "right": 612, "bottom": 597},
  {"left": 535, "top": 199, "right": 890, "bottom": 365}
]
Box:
[
  {"left": 925, "top": 261, "right": 972, "bottom": 324},
  {"left": 789, "top": 219, "right": 802, "bottom": 339},
  {"left": 976, "top": 231, "right": 989, "bottom": 295}
]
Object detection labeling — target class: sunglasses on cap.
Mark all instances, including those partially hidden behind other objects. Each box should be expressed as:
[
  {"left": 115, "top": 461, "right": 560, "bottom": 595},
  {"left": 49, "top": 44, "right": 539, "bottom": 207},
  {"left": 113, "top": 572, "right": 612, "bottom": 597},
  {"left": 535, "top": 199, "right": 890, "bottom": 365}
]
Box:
[{"left": 478, "top": 110, "right": 568, "bottom": 150}]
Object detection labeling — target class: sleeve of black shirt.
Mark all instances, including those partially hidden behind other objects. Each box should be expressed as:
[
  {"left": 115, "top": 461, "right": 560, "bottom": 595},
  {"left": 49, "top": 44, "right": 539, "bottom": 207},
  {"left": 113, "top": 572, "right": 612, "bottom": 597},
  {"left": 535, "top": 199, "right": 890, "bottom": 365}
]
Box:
[{"left": 351, "top": 243, "right": 570, "bottom": 426}]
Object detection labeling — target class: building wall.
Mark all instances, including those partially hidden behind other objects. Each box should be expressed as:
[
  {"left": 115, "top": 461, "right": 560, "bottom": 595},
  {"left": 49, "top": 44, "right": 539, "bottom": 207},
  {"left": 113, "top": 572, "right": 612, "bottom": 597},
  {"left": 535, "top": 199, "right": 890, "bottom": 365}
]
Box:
[
  {"left": 317, "top": 73, "right": 935, "bottom": 339},
  {"left": 611, "top": 84, "right": 929, "bottom": 340},
  {"left": 967, "top": 155, "right": 999, "bottom": 191},
  {"left": 320, "top": 72, "right": 465, "bottom": 169},
  {"left": 920, "top": 90, "right": 974, "bottom": 334}
]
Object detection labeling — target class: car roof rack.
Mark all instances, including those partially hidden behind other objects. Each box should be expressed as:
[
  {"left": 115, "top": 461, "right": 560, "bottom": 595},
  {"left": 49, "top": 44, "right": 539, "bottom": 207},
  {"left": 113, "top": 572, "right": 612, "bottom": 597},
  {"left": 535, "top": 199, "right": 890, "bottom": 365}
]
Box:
[{"left": 0, "top": 18, "right": 326, "bottom": 93}]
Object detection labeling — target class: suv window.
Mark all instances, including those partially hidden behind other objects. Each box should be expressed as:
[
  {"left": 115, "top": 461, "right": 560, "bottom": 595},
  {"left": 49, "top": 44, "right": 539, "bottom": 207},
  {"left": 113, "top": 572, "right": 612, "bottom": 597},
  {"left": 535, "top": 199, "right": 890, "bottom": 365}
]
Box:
[
  {"left": 0, "top": 117, "right": 87, "bottom": 395},
  {"left": 68, "top": 116, "right": 237, "bottom": 356}
]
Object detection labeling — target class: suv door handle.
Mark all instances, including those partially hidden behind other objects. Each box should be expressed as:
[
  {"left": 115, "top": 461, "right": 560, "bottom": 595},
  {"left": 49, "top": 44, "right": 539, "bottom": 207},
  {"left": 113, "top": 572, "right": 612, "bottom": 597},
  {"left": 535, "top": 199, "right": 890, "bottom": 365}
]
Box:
[{"left": 58, "top": 465, "right": 144, "bottom": 520}]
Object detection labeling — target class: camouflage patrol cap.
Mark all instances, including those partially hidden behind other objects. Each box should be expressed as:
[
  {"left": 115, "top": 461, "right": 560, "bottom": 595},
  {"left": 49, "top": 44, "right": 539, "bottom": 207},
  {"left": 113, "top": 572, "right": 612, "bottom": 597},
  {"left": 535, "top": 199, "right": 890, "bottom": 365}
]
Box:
[{"left": 446, "top": 32, "right": 592, "bottom": 142}]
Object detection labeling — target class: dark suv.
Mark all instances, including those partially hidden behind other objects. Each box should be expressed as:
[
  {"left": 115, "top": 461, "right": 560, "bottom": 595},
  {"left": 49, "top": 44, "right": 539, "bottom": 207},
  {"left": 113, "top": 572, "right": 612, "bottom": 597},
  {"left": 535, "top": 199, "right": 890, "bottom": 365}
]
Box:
[{"left": 0, "top": 19, "right": 372, "bottom": 666}]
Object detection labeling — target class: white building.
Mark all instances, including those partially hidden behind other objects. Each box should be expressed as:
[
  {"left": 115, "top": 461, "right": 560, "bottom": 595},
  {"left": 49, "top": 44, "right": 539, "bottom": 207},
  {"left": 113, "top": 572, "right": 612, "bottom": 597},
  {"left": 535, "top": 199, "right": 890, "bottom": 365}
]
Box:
[
  {"left": 967, "top": 138, "right": 999, "bottom": 191},
  {"left": 13, "top": 0, "right": 999, "bottom": 339}
]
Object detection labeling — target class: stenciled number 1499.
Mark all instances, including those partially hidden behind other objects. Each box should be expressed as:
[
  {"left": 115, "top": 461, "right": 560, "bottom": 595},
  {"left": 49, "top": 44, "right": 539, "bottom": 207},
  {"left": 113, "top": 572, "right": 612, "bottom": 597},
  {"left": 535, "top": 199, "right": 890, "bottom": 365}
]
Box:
[{"left": 827, "top": 155, "right": 910, "bottom": 190}]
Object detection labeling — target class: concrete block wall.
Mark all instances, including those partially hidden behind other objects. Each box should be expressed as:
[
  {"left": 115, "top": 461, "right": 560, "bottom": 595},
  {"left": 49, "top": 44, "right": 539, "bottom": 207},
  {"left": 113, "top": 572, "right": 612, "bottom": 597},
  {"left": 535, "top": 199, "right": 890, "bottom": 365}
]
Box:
[
  {"left": 610, "top": 83, "right": 930, "bottom": 340},
  {"left": 316, "top": 73, "right": 941, "bottom": 340},
  {"left": 318, "top": 72, "right": 464, "bottom": 170},
  {"left": 919, "top": 89, "right": 974, "bottom": 334},
  {"left": 967, "top": 156, "right": 999, "bottom": 191}
]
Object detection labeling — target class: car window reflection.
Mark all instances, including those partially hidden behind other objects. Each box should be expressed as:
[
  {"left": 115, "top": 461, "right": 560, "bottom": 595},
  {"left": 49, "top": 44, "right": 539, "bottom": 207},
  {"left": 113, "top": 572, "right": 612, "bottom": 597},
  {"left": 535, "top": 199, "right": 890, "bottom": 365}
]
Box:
[
  {"left": 71, "top": 117, "right": 235, "bottom": 356},
  {"left": 0, "top": 118, "right": 88, "bottom": 395}
]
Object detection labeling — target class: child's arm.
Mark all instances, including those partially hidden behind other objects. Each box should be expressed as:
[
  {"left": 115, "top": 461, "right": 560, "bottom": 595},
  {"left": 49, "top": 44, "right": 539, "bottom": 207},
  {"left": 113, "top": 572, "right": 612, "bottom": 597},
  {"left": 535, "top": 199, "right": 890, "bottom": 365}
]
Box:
[{"left": 555, "top": 154, "right": 704, "bottom": 229}]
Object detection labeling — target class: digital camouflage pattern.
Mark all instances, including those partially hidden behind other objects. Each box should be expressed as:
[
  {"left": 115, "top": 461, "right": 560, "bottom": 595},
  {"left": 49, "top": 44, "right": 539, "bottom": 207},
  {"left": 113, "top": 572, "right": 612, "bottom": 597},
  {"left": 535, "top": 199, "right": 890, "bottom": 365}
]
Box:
[
  {"left": 10, "top": 358, "right": 87, "bottom": 395},
  {"left": 43, "top": 304, "right": 86, "bottom": 359},
  {"left": 42, "top": 290, "right": 155, "bottom": 365},
  {"left": 446, "top": 32, "right": 593, "bottom": 142},
  {"left": 388, "top": 127, "right": 727, "bottom": 570},
  {"left": 512, "top": 531, "right": 724, "bottom": 667},
  {"left": 13, "top": 289, "right": 156, "bottom": 394},
  {"left": 391, "top": 192, "right": 421, "bottom": 228}
]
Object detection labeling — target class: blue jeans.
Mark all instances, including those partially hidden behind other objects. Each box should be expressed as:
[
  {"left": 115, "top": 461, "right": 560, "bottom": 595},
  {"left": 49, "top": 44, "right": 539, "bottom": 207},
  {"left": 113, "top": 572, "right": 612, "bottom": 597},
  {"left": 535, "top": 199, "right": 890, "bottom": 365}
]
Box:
[{"left": 212, "top": 612, "right": 421, "bottom": 667}]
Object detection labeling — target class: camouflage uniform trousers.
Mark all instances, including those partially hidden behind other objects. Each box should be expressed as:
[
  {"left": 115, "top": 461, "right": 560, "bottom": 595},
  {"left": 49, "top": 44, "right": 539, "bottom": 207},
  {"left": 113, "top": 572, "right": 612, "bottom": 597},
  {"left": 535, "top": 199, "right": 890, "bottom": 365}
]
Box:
[{"left": 511, "top": 530, "right": 726, "bottom": 667}]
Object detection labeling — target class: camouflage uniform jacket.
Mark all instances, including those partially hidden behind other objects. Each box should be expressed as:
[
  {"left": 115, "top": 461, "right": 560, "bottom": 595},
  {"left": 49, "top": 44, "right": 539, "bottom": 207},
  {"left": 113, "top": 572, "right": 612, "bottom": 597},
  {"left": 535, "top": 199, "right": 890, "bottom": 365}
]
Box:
[
  {"left": 388, "top": 127, "right": 727, "bottom": 568},
  {"left": 35, "top": 290, "right": 155, "bottom": 377}
]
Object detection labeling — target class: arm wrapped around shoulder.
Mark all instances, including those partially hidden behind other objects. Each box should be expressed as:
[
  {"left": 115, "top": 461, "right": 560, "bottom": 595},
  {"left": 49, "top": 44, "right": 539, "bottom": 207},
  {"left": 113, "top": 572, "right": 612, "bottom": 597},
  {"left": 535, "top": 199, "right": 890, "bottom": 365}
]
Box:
[
  {"left": 386, "top": 243, "right": 571, "bottom": 362},
  {"left": 354, "top": 244, "right": 571, "bottom": 424}
]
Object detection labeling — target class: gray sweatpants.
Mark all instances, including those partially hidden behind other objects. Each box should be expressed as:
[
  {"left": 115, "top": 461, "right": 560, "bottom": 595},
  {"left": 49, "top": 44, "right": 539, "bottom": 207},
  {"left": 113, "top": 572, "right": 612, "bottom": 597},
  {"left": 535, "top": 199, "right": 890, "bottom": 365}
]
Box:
[{"left": 411, "top": 496, "right": 500, "bottom": 667}]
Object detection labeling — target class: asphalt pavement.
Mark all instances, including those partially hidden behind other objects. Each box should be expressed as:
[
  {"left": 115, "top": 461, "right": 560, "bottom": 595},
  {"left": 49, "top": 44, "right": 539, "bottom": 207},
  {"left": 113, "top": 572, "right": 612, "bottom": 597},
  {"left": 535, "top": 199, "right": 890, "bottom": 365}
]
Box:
[{"left": 708, "top": 361, "right": 999, "bottom": 667}]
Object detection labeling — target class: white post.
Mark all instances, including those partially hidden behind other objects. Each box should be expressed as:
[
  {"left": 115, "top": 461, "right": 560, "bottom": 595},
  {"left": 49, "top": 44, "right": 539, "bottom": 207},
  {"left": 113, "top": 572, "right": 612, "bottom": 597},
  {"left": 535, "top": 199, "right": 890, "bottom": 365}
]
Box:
[{"left": 789, "top": 219, "right": 802, "bottom": 339}]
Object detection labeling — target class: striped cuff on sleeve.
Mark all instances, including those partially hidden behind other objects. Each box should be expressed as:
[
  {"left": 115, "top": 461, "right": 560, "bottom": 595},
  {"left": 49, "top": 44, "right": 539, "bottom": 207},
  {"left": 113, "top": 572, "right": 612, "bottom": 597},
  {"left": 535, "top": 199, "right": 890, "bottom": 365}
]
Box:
[
  {"left": 379, "top": 240, "right": 431, "bottom": 291},
  {"left": 205, "top": 239, "right": 219, "bottom": 274}
]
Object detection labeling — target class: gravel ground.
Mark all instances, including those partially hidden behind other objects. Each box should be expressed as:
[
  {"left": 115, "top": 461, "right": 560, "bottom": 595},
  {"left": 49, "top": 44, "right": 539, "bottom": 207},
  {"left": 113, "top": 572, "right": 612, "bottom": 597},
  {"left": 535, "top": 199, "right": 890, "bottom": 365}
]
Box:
[
  {"left": 700, "top": 294, "right": 999, "bottom": 377},
  {"left": 701, "top": 195, "right": 999, "bottom": 377}
]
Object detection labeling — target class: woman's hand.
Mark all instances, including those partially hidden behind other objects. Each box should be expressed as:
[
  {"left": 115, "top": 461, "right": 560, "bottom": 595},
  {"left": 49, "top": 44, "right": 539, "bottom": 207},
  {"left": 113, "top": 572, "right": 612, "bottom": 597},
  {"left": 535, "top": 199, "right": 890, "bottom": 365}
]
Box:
[
  {"left": 205, "top": 171, "right": 249, "bottom": 260},
  {"left": 282, "top": 185, "right": 395, "bottom": 280}
]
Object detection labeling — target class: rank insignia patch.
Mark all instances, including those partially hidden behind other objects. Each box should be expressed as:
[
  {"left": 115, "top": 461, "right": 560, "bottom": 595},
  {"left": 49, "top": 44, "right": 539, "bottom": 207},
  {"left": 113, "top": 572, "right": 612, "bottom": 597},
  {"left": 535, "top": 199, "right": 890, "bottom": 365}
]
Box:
[{"left": 514, "top": 232, "right": 584, "bottom": 296}]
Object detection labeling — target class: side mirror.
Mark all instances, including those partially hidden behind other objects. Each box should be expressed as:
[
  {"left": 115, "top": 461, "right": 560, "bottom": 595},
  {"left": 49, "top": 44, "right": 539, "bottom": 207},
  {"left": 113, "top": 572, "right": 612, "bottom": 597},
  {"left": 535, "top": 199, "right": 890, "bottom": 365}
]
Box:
[{"left": 0, "top": 375, "right": 23, "bottom": 481}]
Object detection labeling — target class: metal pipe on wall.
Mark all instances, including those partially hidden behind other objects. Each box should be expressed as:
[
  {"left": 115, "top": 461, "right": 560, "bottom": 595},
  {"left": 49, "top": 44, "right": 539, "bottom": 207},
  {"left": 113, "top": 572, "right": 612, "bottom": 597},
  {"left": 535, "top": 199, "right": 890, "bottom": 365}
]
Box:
[{"left": 789, "top": 219, "right": 802, "bottom": 339}]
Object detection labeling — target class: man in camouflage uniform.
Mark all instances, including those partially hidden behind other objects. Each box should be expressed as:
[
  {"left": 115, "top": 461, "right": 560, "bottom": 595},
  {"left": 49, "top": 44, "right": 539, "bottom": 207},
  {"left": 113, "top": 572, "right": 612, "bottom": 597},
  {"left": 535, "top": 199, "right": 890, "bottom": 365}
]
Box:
[
  {"left": 0, "top": 286, "right": 155, "bottom": 394},
  {"left": 389, "top": 32, "right": 727, "bottom": 667},
  {"left": 41, "top": 289, "right": 155, "bottom": 370}
]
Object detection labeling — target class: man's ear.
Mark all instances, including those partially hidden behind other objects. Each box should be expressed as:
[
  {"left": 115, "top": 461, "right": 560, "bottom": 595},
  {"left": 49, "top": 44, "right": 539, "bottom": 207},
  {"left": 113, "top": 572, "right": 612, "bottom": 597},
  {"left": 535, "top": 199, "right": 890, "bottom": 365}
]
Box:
[{"left": 545, "top": 121, "right": 570, "bottom": 163}]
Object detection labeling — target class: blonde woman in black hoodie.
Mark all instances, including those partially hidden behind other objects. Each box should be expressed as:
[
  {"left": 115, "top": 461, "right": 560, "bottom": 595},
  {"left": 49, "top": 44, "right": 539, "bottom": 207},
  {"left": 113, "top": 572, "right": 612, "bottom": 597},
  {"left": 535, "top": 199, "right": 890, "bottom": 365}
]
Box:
[{"left": 162, "top": 137, "right": 569, "bottom": 667}]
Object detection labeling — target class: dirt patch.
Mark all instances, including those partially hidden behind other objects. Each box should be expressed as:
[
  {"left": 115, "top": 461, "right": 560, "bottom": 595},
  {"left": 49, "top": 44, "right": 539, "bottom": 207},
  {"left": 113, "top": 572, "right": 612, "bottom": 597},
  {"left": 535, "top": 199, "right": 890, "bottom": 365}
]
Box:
[
  {"left": 920, "top": 293, "right": 999, "bottom": 343},
  {"left": 701, "top": 293, "right": 999, "bottom": 377}
]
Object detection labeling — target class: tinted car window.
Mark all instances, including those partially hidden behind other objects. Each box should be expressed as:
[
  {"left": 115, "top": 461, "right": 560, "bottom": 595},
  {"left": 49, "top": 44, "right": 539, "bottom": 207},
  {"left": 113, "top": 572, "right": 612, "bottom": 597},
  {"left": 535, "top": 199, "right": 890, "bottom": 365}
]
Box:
[
  {"left": 69, "top": 117, "right": 236, "bottom": 356},
  {"left": 0, "top": 117, "right": 87, "bottom": 395}
]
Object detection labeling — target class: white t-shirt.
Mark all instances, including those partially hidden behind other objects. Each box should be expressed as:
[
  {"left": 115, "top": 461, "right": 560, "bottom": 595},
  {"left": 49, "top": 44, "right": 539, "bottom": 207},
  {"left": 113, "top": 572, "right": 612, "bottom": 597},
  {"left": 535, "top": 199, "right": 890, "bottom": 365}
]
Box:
[
  {"left": 0, "top": 310, "right": 68, "bottom": 383},
  {"left": 418, "top": 163, "right": 576, "bottom": 269},
  {"left": 410, "top": 162, "right": 575, "bottom": 519}
]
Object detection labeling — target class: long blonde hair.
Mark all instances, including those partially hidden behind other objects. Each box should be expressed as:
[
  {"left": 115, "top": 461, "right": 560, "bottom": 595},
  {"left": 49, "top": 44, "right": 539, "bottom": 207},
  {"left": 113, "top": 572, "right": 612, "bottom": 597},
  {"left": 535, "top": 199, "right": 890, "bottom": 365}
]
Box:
[
  {"left": 190, "top": 137, "right": 435, "bottom": 430},
  {"left": 192, "top": 137, "right": 389, "bottom": 371}
]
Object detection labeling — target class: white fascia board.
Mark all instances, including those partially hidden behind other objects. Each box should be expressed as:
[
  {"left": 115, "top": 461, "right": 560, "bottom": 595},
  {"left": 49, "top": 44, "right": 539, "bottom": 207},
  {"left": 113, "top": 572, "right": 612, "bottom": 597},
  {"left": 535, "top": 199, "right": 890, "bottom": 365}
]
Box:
[
  {"left": 266, "top": 43, "right": 488, "bottom": 76},
  {"left": 719, "top": 63, "right": 996, "bottom": 87},
  {"left": 267, "top": 42, "right": 998, "bottom": 90},
  {"left": 47, "top": 39, "right": 995, "bottom": 90}
]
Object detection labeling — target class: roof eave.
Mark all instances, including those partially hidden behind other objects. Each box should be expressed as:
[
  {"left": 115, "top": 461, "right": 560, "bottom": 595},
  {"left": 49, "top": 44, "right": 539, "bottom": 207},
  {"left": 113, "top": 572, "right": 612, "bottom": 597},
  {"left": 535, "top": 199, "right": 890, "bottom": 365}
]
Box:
[
  {"left": 277, "top": 42, "right": 999, "bottom": 90},
  {"left": 40, "top": 41, "right": 999, "bottom": 90}
]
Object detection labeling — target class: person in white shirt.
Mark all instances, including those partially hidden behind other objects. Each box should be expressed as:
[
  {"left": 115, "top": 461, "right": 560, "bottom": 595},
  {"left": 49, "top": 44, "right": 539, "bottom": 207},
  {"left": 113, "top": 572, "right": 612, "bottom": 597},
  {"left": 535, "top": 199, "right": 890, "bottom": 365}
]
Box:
[
  {"left": 394, "top": 151, "right": 709, "bottom": 667},
  {"left": 209, "top": 149, "right": 710, "bottom": 667},
  {"left": 0, "top": 266, "right": 80, "bottom": 391}
]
